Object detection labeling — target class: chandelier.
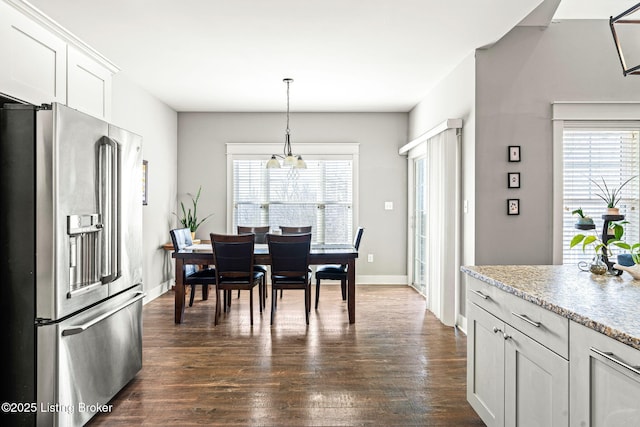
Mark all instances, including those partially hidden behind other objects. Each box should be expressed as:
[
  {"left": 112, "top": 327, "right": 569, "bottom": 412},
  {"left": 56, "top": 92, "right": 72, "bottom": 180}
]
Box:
[
  {"left": 266, "top": 78, "right": 307, "bottom": 169},
  {"left": 610, "top": 3, "right": 640, "bottom": 76}
]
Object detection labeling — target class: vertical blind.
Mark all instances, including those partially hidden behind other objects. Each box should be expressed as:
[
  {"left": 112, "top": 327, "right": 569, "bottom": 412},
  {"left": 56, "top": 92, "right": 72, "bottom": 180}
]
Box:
[
  {"left": 233, "top": 159, "right": 353, "bottom": 244},
  {"left": 562, "top": 125, "right": 640, "bottom": 265}
]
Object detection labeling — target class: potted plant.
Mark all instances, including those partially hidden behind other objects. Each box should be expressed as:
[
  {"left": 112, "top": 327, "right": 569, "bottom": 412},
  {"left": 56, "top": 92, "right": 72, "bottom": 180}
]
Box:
[
  {"left": 613, "top": 242, "right": 640, "bottom": 279},
  {"left": 571, "top": 207, "right": 594, "bottom": 226},
  {"left": 590, "top": 176, "right": 637, "bottom": 215},
  {"left": 175, "top": 186, "right": 213, "bottom": 240},
  {"left": 570, "top": 232, "right": 626, "bottom": 275}
]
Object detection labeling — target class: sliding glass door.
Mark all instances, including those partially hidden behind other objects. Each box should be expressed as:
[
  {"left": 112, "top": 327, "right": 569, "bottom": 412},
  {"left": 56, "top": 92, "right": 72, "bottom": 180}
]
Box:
[
  {"left": 412, "top": 156, "right": 427, "bottom": 296},
  {"left": 403, "top": 123, "right": 461, "bottom": 326}
]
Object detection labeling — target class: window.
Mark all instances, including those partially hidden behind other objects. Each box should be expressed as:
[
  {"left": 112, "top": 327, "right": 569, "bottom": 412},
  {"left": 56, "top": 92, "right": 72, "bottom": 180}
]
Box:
[
  {"left": 233, "top": 159, "right": 352, "bottom": 243},
  {"left": 552, "top": 103, "right": 640, "bottom": 264},
  {"left": 561, "top": 124, "right": 640, "bottom": 265},
  {"left": 226, "top": 143, "right": 359, "bottom": 244}
]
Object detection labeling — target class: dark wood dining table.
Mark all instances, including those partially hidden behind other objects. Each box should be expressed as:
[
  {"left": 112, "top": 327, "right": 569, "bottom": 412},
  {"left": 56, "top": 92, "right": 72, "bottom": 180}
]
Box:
[{"left": 172, "top": 243, "right": 359, "bottom": 324}]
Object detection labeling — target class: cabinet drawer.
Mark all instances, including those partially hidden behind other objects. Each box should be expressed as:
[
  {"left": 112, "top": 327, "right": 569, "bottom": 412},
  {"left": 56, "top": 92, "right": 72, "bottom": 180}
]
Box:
[
  {"left": 502, "top": 290, "right": 569, "bottom": 359},
  {"left": 467, "top": 277, "right": 569, "bottom": 359},
  {"left": 467, "top": 277, "right": 507, "bottom": 320},
  {"left": 570, "top": 321, "right": 640, "bottom": 426}
]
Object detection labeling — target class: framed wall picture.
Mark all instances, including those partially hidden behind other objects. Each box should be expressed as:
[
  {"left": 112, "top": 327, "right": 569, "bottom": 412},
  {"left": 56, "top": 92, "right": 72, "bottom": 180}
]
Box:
[
  {"left": 142, "top": 160, "right": 148, "bottom": 206},
  {"left": 508, "top": 172, "right": 520, "bottom": 188},
  {"left": 508, "top": 145, "right": 521, "bottom": 162},
  {"left": 507, "top": 198, "right": 520, "bottom": 215}
]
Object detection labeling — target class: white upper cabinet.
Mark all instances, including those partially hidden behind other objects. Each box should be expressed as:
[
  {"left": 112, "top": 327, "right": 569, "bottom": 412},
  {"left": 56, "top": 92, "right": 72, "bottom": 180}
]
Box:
[
  {"left": 0, "top": 0, "right": 117, "bottom": 120},
  {"left": 67, "top": 46, "right": 113, "bottom": 120},
  {"left": 0, "top": 1, "right": 66, "bottom": 105}
]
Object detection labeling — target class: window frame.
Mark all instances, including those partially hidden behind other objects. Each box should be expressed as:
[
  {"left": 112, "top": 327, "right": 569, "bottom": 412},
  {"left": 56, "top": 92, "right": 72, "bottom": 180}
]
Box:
[
  {"left": 226, "top": 142, "right": 360, "bottom": 238},
  {"left": 552, "top": 102, "right": 640, "bottom": 264}
]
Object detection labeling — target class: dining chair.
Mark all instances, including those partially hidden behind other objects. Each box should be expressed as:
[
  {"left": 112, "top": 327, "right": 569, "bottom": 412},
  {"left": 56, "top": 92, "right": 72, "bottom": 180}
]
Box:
[
  {"left": 315, "top": 227, "right": 364, "bottom": 309},
  {"left": 237, "top": 225, "right": 269, "bottom": 306},
  {"left": 267, "top": 233, "right": 312, "bottom": 325},
  {"left": 280, "top": 225, "right": 312, "bottom": 234},
  {"left": 211, "top": 233, "right": 264, "bottom": 326},
  {"left": 277, "top": 226, "right": 312, "bottom": 298},
  {"left": 170, "top": 228, "right": 216, "bottom": 307}
]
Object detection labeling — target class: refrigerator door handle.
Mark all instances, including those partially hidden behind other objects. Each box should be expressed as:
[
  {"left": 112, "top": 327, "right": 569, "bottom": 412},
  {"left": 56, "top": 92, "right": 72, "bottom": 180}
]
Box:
[
  {"left": 99, "top": 136, "right": 121, "bottom": 284},
  {"left": 61, "top": 291, "right": 145, "bottom": 336}
]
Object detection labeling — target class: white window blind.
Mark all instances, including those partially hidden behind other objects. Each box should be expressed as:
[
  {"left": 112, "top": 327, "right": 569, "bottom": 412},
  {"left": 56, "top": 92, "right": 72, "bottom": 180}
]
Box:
[
  {"left": 233, "top": 159, "right": 353, "bottom": 244},
  {"left": 562, "top": 124, "right": 640, "bottom": 265}
]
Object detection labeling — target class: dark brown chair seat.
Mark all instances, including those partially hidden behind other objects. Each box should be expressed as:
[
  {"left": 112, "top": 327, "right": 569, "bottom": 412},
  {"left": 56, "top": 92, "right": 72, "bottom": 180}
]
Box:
[
  {"left": 267, "top": 233, "right": 312, "bottom": 325},
  {"left": 170, "top": 228, "right": 216, "bottom": 307},
  {"left": 315, "top": 227, "right": 364, "bottom": 309},
  {"left": 211, "top": 233, "right": 264, "bottom": 325},
  {"left": 236, "top": 225, "right": 269, "bottom": 306}
]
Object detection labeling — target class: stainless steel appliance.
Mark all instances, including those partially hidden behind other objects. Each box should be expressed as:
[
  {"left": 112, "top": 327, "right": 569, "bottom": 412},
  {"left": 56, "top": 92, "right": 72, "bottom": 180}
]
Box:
[{"left": 0, "top": 102, "right": 144, "bottom": 426}]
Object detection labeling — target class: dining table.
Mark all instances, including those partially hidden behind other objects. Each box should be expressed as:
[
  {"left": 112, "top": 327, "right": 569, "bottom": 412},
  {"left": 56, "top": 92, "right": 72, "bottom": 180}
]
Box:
[{"left": 171, "top": 242, "right": 359, "bottom": 324}]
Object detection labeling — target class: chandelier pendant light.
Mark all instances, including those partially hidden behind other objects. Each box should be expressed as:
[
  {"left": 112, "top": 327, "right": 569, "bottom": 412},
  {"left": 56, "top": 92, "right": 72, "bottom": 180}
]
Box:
[
  {"left": 610, "top": 3, "right": 640, "bottom": 76},
  {"left": 266, "top": 78, "right": 307, "bottom": 169}
]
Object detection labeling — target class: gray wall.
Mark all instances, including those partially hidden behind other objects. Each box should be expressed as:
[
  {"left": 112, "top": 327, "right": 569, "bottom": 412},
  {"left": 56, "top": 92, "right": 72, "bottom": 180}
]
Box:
[
  {"left": 111, "top": 73, "right": 178, "bottom": 300},
  {"left": 177, "top": 112, "right": 408, "bottom": 280},
  {"left": 475, "top": 20, "right": 640, "bottom": 265},
  {"left": 409, "top": 52, "right": 476, "bottom": 267}
]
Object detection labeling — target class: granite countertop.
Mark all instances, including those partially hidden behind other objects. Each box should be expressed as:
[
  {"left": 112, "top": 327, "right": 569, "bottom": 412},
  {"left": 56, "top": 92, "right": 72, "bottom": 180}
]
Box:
[{"left": 461, "top": 265, "right": 640, "bottom": 351}]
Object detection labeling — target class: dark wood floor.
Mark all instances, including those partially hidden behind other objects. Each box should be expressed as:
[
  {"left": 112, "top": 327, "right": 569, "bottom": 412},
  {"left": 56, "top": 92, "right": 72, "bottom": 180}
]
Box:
[{"left": 88, "top": 285, "right": 484, "bottom": 426}]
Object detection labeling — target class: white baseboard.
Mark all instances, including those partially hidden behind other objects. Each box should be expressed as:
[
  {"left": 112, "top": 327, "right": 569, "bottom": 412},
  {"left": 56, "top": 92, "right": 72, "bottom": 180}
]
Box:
[
  {"left": 143, "top": 280, "right": 172, "bottom": 304},
  {"left": 356, "top": 275, "right": 408, "bottom": 285},
  {"left": 456, "top": 314, "right": 467, "bottom": 335}
]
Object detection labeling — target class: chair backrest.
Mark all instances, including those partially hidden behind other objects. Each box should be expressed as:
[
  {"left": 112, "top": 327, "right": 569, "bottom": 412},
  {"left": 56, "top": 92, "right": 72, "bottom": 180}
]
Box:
[
  {"left": 280, "top": 225, "right": 312, "bottom": 235},
  {"left": 353, "top": 227, "right": 365, "bottom": 250},
  {"left": 267, "top": 233, "right": 312, "bottom": 278},
  {"left": 170, "top": 228, "right": 193, "bottom": 250},
  {"left": 170, "top": 228, "right": 195, "bottom": 275},
  {"left": 237, "top": 225, "right": 270, "bottom": 244},
  {"left": 211, "top": 233, "right": 255, "bottom": 279}
]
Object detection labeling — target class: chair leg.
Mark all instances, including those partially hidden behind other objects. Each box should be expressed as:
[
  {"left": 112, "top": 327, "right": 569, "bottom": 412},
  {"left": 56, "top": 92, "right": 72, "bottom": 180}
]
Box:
[
  {"left": 341, "top": 279, "right": 347, "bottom": 301},
  {"left": 249, "top": 287, "right": 254, "bottom": 326},
  {"left": 189, "top": 285, "right": 196, "bottom": 307},
  {"left": 214, "top": 286, "right": 220, "bottom": 326},
  {"left": 315, "top": 278, "right": 321, "bottom": 309},
  {"left": 227, "top": 290, "right": 232, "bottom": 308},
  {"left": 271, "top": 287, "right": 276, "bottom": 325},
  {"left": 258, "top": 282, "right": 263, "bottom": 314},
  {"left": 280, "top": 289, "right": 283, "bottom": 298},
  {"left": 305, "top": 286, "right": 310, "bottom": 325},
  {"left": 262, "top": 276, "right": 267, "bottom": 308},
  {"left": 237, "top": 289, "right": 241, "bottom": 299},
  {"left": 203, "top": 285, "right": 209, "bottom": 301},
  {"left": 223, "top": 289, "right": 228, "bottom": 312}
]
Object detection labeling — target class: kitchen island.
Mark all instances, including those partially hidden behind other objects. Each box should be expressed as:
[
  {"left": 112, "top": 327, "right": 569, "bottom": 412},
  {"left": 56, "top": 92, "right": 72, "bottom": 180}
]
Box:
[{"left": 461, "top": 265, "right": 640, "bottom": 427}]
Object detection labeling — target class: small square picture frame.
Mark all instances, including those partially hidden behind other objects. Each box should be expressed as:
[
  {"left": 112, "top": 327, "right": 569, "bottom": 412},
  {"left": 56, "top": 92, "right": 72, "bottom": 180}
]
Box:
[
  {"left": 508, "top": 172, "right": 520, "bottom": 189},
  {"left": 507, "top": 198, "right": 520, "bottom": 215},
  {"left": 508, "top": 145, "right": 521, "bottom": 162}
]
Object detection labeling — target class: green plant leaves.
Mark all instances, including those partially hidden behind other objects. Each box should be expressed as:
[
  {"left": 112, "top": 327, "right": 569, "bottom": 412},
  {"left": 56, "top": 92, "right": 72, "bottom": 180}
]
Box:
[{"left": 174, "top": 186, "right": 213, "bottom": 232}]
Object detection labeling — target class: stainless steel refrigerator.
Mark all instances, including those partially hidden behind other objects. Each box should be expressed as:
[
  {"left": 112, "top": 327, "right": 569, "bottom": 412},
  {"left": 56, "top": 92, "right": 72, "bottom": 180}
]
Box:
[{"left": 0, "top": 102, "right": 144, "bottom": 426}]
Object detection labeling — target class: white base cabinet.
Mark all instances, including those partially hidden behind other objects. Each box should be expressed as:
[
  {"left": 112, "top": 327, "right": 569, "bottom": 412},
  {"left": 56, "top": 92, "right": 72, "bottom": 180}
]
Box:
[
  {"left": 569, "top": 322, "right": 640, "bottom": 427},
  {"left": 468, "top": 302, "right": 569, "bottom": 427}
]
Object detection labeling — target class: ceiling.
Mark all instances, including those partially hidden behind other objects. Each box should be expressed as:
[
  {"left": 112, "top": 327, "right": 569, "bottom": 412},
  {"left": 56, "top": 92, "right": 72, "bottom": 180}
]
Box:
[{"left": 26, "top": 0, "right": 640, "bottom": 112}]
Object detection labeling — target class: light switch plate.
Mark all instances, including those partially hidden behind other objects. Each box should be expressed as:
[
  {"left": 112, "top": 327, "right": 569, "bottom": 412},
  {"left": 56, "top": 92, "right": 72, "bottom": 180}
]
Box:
[{"left": 384, "top": 201, "right": 393, "bottom": 210}]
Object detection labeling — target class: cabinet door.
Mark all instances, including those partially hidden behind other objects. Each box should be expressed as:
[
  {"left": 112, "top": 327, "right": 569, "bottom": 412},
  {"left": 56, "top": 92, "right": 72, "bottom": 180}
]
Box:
[
  {"left": 0, "top": 2, "right": 66, "bottom": 104},
  {"left": 467, "top": 302, "right": 505, "bottom": 427},
  {"left": 570, "top": 322, "right": 640, "bottom": 427},
  {"left": 504, "top": 325, "right": 569, "bottom": 427},
  {"left": 67, "top": 46, "right": 113, "bottom": 120}
]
